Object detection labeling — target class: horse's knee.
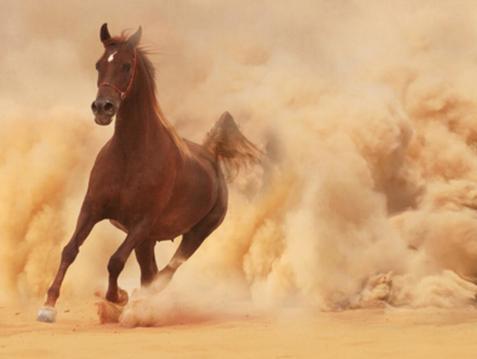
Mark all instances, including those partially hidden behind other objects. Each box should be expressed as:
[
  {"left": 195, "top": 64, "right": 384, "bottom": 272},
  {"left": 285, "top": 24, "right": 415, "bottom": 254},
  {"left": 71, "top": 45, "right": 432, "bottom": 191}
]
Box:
[{"left": 107, "top": 255, "right": 125, "bottom": 277}]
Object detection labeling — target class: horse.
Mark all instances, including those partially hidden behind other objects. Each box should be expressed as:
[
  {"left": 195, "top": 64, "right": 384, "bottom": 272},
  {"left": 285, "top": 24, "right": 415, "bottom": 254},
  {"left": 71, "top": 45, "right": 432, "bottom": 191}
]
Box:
[{"left": 37, "top": 23, "right": 261, "bottom": 323}]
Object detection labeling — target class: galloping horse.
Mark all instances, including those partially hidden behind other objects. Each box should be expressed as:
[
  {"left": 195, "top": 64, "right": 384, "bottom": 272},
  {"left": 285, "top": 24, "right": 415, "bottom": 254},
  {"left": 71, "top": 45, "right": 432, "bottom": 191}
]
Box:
[{"left": 37, "top": 24, "right": 261, "bottom": 322}]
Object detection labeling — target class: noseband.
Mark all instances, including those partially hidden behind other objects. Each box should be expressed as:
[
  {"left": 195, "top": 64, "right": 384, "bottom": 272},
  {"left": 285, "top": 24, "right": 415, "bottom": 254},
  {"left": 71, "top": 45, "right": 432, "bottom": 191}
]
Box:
[{"left": 99, "top": 49, "right": 137, "bottom": 100}]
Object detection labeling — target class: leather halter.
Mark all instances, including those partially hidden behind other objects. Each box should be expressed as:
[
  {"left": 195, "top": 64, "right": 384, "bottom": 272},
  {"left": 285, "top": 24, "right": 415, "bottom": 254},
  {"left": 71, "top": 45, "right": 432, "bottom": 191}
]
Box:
[{"left": 99, "top": 49, "right": 137, "bottom": 100}]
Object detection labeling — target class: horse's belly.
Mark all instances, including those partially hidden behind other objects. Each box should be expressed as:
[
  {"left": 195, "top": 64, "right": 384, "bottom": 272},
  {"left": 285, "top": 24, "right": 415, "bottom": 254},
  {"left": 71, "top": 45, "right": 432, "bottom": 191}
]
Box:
[
  {"left": 107, "top": 147, "right": 220, "bottom": 240},
  {"left": 150, "top": 154, "right": 219, "bottom": 239},
  {"left": 108, "top": 189, "right": 215, "bottom": 240},
  {"left": 108, "top": 216, "right": 194, "bottom": 240},
  {"left": 150, "top": 203, "right": 211, "bottom": 240}
]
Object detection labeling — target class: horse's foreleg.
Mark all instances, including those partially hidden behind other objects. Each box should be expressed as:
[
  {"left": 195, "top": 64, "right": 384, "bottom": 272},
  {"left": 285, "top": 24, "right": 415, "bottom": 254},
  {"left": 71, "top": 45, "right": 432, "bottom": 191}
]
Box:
[
  {"left": 37, "top": 212, "right": 97, "bottom": 322},
  {"left": 105, "top": 223, "right": 150, "bottom": 303},
  {"left": 134, "top": 239, "right": 158, "bottom": 286}
]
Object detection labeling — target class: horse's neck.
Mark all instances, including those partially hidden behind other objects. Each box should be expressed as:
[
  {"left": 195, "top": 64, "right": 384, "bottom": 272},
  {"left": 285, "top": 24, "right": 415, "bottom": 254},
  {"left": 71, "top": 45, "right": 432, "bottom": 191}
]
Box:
[
  {"left": 115, "top": 96, "right": 154, "bottom": 145},
  {"left": 113, "top": 90, "right": 180, "bottom": 162}
]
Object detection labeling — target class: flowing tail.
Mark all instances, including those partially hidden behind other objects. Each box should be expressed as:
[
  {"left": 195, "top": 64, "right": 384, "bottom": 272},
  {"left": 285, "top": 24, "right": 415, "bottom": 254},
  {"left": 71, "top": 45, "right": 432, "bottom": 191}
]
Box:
[{"left": 203, "top": 111, "right": 263, "bottom": 181}]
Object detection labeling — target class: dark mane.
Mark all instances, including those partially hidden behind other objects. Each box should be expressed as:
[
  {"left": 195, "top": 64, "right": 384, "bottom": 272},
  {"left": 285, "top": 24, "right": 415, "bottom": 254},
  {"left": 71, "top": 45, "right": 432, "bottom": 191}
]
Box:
[
  {"left": 129, "top": 41, "right": 188, "bottom": 156},
  {"left": 136, "top": 47, "right": 157, "bottom": 92}
]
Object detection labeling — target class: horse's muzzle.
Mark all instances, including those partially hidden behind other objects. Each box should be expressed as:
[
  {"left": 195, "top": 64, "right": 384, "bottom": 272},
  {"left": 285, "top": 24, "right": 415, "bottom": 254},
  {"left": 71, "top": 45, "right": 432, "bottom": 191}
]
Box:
[
  {"left": 94, "top": 115, "right": 114, "bottom": 126},
  {"left": 92, "top": 98, "right": 116, "bottom": 126}
]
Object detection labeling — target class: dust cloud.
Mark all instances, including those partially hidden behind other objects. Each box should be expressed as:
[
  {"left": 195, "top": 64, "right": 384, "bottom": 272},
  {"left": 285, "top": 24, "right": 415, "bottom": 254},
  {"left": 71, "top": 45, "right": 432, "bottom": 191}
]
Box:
[{"left": 2, "top": 0, "right": 477, "bottom": 324}]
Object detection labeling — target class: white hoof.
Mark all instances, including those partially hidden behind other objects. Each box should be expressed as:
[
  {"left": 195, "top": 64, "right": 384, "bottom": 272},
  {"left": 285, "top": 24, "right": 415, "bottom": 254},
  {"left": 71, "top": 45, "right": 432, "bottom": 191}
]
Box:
[{"left": 37, "top": 306, "right": 57, "bottom": 323}]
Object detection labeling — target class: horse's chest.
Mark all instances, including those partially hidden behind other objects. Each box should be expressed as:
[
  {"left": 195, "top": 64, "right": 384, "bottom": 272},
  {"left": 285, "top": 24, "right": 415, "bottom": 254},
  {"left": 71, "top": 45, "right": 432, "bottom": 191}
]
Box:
[
  {"left": 102, "top": 164, "right": 169, "bottom": 222},
  {"left": 116, "top": 177, "right": 161, "bottom": 211}
]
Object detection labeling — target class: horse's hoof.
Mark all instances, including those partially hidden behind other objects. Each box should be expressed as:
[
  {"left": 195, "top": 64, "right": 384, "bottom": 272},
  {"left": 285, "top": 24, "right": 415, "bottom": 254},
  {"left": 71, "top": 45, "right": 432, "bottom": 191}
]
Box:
[
  {"left": 37, "top": 306, "right": 57, "bottom": 323},
  {"left": 117, "top": 288, "right": 129, "bottom": 306}
]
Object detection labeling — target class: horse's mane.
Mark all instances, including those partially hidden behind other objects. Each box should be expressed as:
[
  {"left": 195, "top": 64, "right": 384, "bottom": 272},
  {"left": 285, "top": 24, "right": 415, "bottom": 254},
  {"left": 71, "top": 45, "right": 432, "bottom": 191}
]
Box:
[
  {"left": 109, "top": 34, "right": 188, "bottom": 157},
  {"left": 137, "top": 48, "right": 188, "bottom": 155}
]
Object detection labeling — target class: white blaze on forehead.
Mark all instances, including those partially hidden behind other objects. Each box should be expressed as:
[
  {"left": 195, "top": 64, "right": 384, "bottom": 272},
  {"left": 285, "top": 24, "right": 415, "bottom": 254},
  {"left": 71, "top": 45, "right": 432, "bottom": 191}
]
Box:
[{"left": 107, "top": 51, "right": 117, "bottom": 63}]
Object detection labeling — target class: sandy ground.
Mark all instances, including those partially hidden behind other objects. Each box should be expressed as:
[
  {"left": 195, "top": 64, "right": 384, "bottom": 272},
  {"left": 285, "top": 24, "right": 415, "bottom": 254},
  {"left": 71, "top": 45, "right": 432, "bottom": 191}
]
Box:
[{"left": 1, "top": 300, "right": 477, "bottom": 359}]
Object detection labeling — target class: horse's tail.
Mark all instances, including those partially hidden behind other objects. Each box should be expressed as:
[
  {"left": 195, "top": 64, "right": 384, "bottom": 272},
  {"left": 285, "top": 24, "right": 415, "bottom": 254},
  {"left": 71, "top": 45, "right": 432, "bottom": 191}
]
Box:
[{"left": 203, "top": 111, "right": 263, "bottom": 181}]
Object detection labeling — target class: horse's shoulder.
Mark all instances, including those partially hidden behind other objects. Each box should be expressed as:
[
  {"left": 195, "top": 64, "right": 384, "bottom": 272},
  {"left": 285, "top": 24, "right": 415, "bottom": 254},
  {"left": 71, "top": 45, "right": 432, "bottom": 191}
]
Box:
[{"left": 88, "top": 139, "right": 121, "bottom": 189}]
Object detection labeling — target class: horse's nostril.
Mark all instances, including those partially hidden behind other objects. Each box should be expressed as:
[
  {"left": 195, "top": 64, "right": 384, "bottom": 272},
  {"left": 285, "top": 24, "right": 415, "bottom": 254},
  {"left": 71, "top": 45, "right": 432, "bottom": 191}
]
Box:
[
  {"left": 91, "top": 101, "right": 99, "bottom": 114},
  {"left": 104, "top": 102, "right": 115, "bottom": 114}
]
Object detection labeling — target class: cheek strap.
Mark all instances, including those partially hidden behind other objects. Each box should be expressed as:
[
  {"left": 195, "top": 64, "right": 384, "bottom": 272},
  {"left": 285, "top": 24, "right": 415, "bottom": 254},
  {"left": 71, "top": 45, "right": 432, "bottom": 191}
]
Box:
[{"left": 99, "top": 49, "right": 137, "bottom": 100}]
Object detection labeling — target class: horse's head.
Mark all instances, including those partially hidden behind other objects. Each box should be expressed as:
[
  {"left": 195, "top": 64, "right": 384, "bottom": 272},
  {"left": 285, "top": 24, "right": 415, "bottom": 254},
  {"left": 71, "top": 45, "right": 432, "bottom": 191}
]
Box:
[{"left": 92, "top": 23, "right": 142, "bottom": 126}]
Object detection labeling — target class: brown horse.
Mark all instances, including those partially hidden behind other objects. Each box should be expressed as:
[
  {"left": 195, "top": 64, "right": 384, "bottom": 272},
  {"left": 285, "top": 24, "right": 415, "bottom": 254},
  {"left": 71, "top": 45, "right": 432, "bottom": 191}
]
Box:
[{"left": 37, "top": 23, "right": 261, "bottom": 323}]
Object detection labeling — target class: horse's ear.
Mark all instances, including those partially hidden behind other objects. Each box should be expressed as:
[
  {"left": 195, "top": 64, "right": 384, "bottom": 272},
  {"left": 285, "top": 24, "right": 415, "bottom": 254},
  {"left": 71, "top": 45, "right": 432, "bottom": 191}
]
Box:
[
  {"left": 100, "top": 23, "right": 111, "bottom": 44},
  {"left": 127, "top": 26, "right": 142, "bottom": 47}
]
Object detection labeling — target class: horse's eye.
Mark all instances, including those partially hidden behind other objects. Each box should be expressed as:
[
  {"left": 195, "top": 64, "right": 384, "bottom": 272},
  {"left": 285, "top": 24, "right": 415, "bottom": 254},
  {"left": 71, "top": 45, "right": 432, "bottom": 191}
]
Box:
[{"left": 122, "top": 63, "right": 132, "bottom": 72}]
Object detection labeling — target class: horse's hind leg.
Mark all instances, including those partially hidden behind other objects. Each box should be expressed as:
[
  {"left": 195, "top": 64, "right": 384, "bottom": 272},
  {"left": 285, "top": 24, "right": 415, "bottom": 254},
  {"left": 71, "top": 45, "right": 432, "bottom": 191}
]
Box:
[
  {"left": 134, "top": 239, "right": 158, "bottom": 286},
  {"left": 155, "top": 195, "right": 227, "bottom": 291}
]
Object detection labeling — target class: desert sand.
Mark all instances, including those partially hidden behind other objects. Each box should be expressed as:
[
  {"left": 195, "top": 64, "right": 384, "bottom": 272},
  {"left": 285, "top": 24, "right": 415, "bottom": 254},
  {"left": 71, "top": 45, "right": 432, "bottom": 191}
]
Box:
[
  {"left": 2, "top": 302, "right": 477, "bottom": 359},
  {"left": 5, "top": 1, "right": 477, "bottom": 358}
]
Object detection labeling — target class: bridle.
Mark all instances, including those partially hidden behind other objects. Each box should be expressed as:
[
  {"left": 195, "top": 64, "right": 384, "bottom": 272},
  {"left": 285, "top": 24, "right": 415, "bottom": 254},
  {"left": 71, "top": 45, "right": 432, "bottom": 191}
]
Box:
[{"left": 99, "top": 49, "right": 137, "bottom": 100}]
